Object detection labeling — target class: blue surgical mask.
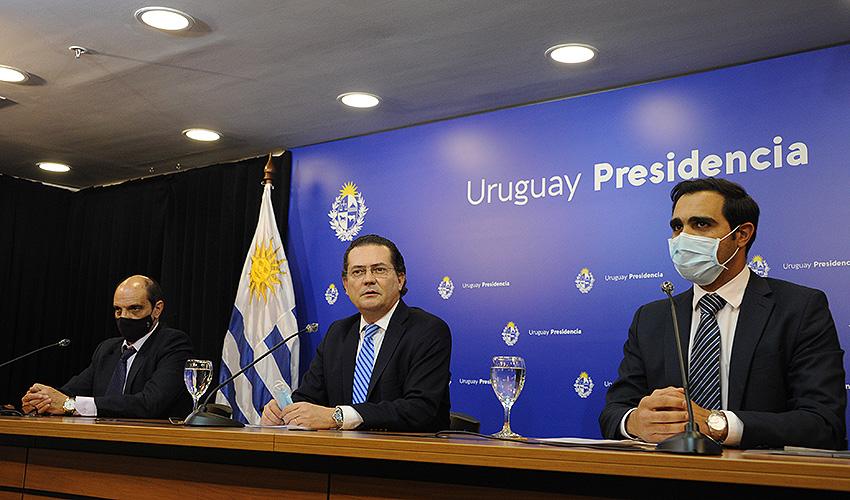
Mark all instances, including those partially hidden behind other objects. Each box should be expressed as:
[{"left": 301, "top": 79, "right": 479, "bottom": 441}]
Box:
[{"left": 668, "top": 225, "right": 740, "bottom": 286}]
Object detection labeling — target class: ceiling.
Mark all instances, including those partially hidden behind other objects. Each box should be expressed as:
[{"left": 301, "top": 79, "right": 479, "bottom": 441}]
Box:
[{"left": 1, "top": 1, "right": 849, "bottom": 189}]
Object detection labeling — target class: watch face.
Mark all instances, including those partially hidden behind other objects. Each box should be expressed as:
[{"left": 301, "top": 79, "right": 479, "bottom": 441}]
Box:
[{"left": 707, "top": 413, "right": 725, "bottom": 431}]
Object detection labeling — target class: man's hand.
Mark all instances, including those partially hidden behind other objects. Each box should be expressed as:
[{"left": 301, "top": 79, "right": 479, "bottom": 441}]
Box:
[
  {"left": 625, "top": 387, "right": 690, "bottom": 442},
  {"left": 281, "top": 402, "right": 335, "bottom": 430},
  {"left": 21, "top": 384, "right": 68, "bottom": 415},
  {"left": 260, "top": 400, "right": 285, "bottom": 426},
  {"left": 690, "top": 400, "right": 710, "bottom": 434}
]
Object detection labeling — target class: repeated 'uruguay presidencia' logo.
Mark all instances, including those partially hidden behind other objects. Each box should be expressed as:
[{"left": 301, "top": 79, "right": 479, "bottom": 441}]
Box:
[
  {"left": 748, "top": 255, "right": 770, "bottom": 277},
  {"left": 574, "top": 371, "right": 594, "bottom": 398},
  {"left": 575, "top": 268, "right": 595, "bottom": 294},
  {"left": 324, "top": 283, "right": 339, "bottom": 305},
  {"left": 502, "top": 321, "right": 520, "bottom": 346},
  {"left": 328, "top": 182, "right": 368, "bottom": 242},
  {"left": 437, "top": 276, "right": 454, "bottom": 300}
]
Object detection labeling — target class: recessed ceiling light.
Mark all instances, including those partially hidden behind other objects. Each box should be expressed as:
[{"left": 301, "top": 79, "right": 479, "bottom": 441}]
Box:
[
  {"left": 546, "top": 43, "right": 597, "bottom": 64},
  {"left": 0, "top": 64, "right": 29, "bottom": 83},
  {"left": 134, "top": 6, "right": 195, "bottom": 31},
  {"left": 182, "top": 128, "right": 221, "bottom": 142},
  {"left": 337, "top": 92, "right": 381, "bottom": 109},
  {"left": 38, "top": 162, "right": 71, "bottom": 173}
]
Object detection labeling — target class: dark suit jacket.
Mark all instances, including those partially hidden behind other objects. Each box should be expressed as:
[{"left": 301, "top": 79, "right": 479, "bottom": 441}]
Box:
[
  {"left": 600, "top": 274, "right": 846, "bottom": 449},
  {"left": 293, "top": 300, "right": 452, "bottom": 431},
  {"left": 61, "top": 326, "right": 194, "bottom": 418}
]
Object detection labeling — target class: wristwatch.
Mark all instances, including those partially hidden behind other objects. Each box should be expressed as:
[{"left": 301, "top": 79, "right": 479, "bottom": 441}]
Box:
[
  {"left": 332, "top": 406, "right": 344, "bottom": 429},
  {"left": 706, "top": 410, "right": 728, "bottom": 442},
  {"left": 62, "top": 397, "right": 76, "bottom": 416}
]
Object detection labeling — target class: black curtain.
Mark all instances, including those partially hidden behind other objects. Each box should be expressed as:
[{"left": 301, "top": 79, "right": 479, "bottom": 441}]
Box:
[{"left": 0, "top": 154, "right": 292, "bottom": 408}]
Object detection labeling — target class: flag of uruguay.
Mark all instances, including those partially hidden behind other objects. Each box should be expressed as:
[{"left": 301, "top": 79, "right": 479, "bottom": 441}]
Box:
[{"left": 217, "top": 183, "right": 299, "bottom": 424}]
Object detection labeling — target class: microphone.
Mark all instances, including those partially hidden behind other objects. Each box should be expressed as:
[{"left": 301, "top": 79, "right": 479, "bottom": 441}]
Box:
[
  {"left": 183, "top": 323, "right": 318, "bottom": 427},
  {"left": 656, "top": 281, "right": 722, "bottom": 455},
  {"left": 0, "top": 339, "right": 71, "bottom": 369}
]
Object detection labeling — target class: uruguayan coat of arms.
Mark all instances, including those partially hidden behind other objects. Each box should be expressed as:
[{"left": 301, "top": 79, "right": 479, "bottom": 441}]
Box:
[
  {"left": 501, "top": 321, "right": 520, "bottom": 346},
  {"left": 575, "top": 268, "right": 595, "bottom": 294},
  {"left": 437, "top": 276, "right": 454, "bottom": 300},
  {"left": 328, "top": 182, "right": 368, "bottom": 242},
  {"left": 574, "top": 371, "right": 594, "bottom": 398},
  {"left": 748, "top": 255, "right": 770, "bottom": 277},
  {"left": 324, "top": 283, "right": 339, "bottom": 305}
]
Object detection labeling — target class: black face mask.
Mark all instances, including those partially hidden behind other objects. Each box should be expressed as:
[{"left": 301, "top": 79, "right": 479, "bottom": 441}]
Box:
[{"left": 116, "top": 316, "right": 154, "bottom": 343}]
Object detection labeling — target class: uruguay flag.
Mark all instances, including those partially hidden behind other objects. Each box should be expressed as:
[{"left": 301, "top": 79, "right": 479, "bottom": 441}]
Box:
[{"left": 217, "top": 183, "right": 299, "bottom": 424}]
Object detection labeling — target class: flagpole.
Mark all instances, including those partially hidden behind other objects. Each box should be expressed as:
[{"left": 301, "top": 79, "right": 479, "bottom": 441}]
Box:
[{"left": 262, "top": 153, "right": 275, "bottom": 185}]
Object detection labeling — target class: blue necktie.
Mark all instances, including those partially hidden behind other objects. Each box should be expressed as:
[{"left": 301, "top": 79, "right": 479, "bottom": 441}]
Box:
[
  {"left": 352, "top": 324, "right": 379, "bottom": 404},
  {"left": 105, "top": 345, "right": 137, "bottom": 396},
  {"left": 689, "top": 293, "right": 726, "bottom": 410}
]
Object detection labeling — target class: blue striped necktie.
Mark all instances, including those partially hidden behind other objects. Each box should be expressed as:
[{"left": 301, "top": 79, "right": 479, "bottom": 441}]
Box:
[
  {"left": 689, "top": 293, "right": 726, "bottom": 410},
  {"left": 352, "top": 324, "right": 379, "bottom": 404}
]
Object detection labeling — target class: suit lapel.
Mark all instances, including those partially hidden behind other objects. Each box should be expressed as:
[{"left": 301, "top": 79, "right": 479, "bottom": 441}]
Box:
[
  {"left": 665, "top": 289, "right": 694, "bottom": 387},
  {"left": 341, "top": 320, "right": 360, "bottom": 404},
  {"left": 727, "top": 274, "right": 774, "bottom": 410},
  {"left": 125, "top": 335, "right": 153, "bottom": 390},
  {"left": 367, "top": 301, "right": 409, "bottom": 399}
]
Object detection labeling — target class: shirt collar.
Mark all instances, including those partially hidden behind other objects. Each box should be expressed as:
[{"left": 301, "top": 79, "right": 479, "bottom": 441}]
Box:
[
  {"left": 359, "top": 300, "right": 400, "bottom": 334},
  {"left": 693, "top": 266, "right": 750, "bottom": 311},
  {"left": 123, "top": 320, "right": 159, "bottom": 352}
]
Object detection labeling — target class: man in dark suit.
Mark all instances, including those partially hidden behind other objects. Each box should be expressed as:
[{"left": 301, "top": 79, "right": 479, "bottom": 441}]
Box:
[
  {"left": 600, "top": 178, "right": 846, "bottom": 449},
  {"left": 22, "top": 275, "right": 193, "bottom": 418},
  {"left": 261, "top": 235, "right": 452, "bottom": 431}
]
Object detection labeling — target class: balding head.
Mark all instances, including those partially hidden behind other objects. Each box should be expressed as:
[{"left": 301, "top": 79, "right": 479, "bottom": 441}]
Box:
[
  {"left": 114, "top": 275, "right": 164, "bottom": 321},
  {"left": 116, "top": 275, "right": 163, "bottom": 307}
]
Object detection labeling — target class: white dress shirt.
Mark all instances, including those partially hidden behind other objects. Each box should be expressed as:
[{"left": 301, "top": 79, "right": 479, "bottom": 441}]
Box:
[
  {"left": 74, "top": 322, "right": 158, "bottom": 416},
  {"left": 338, "top": 300, "right": 399, "bottom": 429},
  {"left": 621, "top": 267, "right": 750, "bottom": 445}
]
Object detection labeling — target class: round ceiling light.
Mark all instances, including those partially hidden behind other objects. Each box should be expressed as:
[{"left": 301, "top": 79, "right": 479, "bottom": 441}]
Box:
[
  {"left": 337, "top": 92, "right": 381, "bottom": 109},
  {"left": 38, "top": 162, "right": 71, "bottom": 173},
  {"left": 0, "top": 64, "right": 29, "bottom": 83},
  {"left": 134, "top": 6, "right": 195, "bottom": 31},
  {"left": 182, "top": 128, "right": 221, "bottom": 142},
  {"left": 546, "top": 43, "right": 597, "bottom": 64}
]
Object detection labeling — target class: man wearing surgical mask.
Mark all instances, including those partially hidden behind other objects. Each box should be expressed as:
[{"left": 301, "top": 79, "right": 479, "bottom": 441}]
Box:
[
  {"left": 600, "top": 178, "right": 846, "bottom": 449},
  {"left": 22, "top": 275, "right": 193, "bottom": 418}
]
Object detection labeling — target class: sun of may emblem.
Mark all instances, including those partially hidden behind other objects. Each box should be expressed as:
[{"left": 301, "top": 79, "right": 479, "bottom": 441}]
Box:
[
  {"left": 249, "top": 238, "right": 284, "bottom": 303},
  {"left": 328, "top": 181, "right": 368, "bottom": 242}
]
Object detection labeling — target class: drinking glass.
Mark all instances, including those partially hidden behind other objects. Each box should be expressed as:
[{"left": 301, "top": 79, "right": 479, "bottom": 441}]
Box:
[
  {"left": 184, "top": 359, "right": 213, "bottom": 412},
  {"left": 490, "top": 356, "right": 526, "bottom": 438}
]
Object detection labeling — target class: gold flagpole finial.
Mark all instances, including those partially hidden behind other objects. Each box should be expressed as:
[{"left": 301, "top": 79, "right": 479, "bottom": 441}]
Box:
[{"left": 262, "top": 153, "right": 275, "bottom": 185}]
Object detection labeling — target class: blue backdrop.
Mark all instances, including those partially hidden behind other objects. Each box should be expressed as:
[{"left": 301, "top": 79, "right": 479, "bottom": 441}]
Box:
[{"left": 286, "top": 44, "right": 850, "bottom": 439}]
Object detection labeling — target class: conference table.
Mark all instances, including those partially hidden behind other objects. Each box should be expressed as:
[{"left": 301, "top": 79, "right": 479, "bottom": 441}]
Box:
[{"left": 1, "top": 417, "right": 848, "bottom": 499}]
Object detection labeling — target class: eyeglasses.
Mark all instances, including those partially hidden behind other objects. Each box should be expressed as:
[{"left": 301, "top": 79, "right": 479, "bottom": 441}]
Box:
[{"left": 346, "top": 265, "right": 394, "bottom": 280}]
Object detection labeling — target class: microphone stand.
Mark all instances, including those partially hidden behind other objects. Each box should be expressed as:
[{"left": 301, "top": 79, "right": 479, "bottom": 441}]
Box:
[
  {"left": 0, "top": 339, "right": 71, "bottom": 369},
  {"left": 183, "top": 323, "right": 318, "bottom": 427},
  {"left": 656, "top": 282, "right": 722, "bottom": 455}
]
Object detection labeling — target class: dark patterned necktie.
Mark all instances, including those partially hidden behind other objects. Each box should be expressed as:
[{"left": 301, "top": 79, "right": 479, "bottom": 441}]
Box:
[
  {"left": 689, "top": 293, "right": 726, "bottom": 410},
  {"left": 105, "top": 345, "right": 137, "bottom": 396}
]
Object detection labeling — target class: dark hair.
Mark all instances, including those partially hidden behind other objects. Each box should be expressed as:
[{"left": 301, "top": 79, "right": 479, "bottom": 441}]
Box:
[
  {"left": 342, "top": 234, "right": 408, "bottom": 296},
  {"left": 142, "top": 277, "right": 164, "bottom": 308},
  {"left": 670, "top": 178, "right": 760, "bottom": 253}
]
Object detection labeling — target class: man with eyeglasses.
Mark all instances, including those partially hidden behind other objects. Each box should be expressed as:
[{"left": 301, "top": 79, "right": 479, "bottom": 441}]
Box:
[{"left": 261, "top": 234, "right": 452, "bottom": 431}]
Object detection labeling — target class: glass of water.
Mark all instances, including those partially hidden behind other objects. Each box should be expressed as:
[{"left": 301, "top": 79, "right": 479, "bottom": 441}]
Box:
[
  {"left": 490, "top": 356, "right": 526, "bottom": 439},
  {"left": 184, "top": 359, "right": 213, "bottom": 412}
]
